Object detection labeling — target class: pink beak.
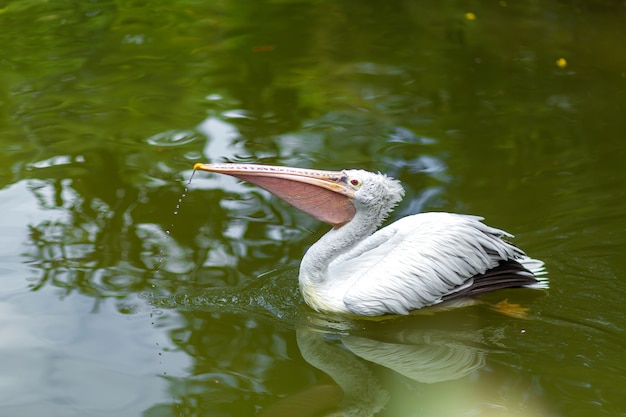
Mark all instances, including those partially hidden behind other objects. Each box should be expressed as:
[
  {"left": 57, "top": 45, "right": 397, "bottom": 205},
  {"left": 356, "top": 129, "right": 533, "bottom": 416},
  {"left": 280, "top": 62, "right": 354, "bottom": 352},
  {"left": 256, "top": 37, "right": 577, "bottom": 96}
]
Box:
[{"left": 194, "top": 163, "right": 356, "bottom": 227}]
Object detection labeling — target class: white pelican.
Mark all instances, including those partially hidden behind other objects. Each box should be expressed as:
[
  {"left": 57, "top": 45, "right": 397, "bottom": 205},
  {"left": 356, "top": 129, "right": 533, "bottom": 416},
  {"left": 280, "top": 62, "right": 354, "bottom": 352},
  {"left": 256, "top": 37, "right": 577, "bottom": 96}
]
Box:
[{"left": 194, "top": 163, "right": 548, "bottom": 316}]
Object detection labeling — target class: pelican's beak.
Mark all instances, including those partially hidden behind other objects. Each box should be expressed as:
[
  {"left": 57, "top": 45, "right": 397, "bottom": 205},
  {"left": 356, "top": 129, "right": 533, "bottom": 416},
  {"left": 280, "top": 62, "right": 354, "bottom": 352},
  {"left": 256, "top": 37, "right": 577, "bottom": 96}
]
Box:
[{"left": 194, "top": 163, "right": 356, "bottom": 227}]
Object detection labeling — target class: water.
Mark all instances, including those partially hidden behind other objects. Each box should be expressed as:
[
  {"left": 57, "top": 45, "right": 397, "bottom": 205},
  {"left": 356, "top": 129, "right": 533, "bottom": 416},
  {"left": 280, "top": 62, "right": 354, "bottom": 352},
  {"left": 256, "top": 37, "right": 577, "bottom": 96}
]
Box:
[{"left": 1, "top": 1, "right": 625, "bottom": 416}]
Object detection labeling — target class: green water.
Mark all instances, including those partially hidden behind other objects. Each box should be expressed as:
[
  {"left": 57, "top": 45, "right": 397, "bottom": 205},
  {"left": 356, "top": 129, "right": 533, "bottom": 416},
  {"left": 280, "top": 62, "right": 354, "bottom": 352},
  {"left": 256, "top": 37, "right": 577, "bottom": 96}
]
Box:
[{"left": 1, "top": 1, "right": 625, "bottom": 416}]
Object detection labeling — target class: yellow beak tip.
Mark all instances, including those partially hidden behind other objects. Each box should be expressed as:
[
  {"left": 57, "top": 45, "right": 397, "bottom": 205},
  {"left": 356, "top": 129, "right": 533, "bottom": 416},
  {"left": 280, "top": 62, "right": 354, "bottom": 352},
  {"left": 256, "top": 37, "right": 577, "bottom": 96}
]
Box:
[{"left": 193, "top": 162, "right": 205, "bottom": 171}]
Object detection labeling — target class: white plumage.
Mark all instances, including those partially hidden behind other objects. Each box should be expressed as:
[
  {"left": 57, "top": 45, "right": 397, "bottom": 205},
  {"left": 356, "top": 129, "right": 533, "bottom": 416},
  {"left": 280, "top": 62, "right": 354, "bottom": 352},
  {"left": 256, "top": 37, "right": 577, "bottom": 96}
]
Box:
[{"left": 194, "top": 164, "right": 548, "bottom": 316}]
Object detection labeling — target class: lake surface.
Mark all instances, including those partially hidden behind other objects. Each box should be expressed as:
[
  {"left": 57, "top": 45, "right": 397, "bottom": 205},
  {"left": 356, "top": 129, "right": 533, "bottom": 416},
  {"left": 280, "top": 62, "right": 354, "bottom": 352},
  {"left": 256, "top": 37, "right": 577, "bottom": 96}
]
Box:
[{"left": 1, "top": 1, "right": 625, "bottom": 416}]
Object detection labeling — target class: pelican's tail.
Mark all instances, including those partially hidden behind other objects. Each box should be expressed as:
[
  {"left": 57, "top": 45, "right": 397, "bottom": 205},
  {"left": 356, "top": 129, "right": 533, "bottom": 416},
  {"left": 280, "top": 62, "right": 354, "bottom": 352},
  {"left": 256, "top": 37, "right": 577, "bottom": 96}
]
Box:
[{"left": 519, "top": 257, "right": 549, "bottom": 289}]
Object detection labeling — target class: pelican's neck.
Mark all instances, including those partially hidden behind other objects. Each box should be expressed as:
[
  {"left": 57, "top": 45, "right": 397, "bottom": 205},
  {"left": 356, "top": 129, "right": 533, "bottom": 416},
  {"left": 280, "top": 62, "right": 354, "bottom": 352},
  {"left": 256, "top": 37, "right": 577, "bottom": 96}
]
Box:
[{"left": 300, "top": 207, "right": 382, "bottom": 284}]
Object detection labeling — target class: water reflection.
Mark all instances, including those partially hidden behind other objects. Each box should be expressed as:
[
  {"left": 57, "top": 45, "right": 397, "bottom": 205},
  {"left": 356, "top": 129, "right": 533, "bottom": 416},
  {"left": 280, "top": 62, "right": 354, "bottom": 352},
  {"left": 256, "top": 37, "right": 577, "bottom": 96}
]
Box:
[
  {"left": 292, "top": 318, "right": 493, "bottom": 416},
  {"left": 150, "top": 266, "right": 518, "bottom": 416},
  {"left": 291, "top": 328, "right": 389, "bottom": 417}
]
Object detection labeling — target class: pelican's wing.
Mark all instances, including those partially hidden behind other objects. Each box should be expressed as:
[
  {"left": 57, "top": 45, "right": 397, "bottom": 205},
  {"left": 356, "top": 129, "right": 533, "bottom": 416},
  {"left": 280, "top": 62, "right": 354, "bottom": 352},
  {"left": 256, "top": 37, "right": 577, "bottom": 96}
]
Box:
[{"left": 337, "top": 213, "right": 533, "bottom": 316}]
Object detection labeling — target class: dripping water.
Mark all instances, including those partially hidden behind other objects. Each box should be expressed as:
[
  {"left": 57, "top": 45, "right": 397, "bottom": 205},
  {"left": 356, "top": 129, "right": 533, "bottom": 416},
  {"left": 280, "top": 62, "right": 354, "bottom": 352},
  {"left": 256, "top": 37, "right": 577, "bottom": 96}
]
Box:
[
  {"left": 164, "top": 169, "right": 196, "bottom": 235},
  {"left": 144, "top": 168, "right": 198, "bottom": 376},
  {"left": 147, "top": 169, "right": 198, "bottom": 290}
]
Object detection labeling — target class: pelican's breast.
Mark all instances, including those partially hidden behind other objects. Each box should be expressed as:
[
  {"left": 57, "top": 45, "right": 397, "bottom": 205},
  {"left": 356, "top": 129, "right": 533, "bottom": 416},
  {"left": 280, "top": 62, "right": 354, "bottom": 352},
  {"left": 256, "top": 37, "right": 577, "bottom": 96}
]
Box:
[{"left": 299, "top": 280, "right": 352, "bottom": 314}]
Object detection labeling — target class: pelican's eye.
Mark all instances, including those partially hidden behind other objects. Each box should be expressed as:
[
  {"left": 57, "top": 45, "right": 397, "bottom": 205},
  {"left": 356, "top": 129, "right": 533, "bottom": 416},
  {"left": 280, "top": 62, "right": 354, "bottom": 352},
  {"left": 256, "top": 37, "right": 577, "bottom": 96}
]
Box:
[{"left": 348, "top": 177, "right": 362, "bottom": 189}]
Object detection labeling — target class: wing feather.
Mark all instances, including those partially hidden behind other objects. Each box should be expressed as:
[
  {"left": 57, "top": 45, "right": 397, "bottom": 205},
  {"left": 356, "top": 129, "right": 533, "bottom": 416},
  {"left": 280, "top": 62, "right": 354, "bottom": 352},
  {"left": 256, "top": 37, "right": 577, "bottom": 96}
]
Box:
[{"left": 340, "top": 213, "right": 529, "bottom": 316}]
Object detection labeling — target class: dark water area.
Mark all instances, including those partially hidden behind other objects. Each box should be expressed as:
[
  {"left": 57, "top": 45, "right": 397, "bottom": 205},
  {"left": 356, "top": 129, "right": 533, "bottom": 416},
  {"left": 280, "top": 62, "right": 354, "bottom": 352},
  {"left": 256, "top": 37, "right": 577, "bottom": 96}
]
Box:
[{"left": 1, "top": 1, "right": 625, "bottom": 416}]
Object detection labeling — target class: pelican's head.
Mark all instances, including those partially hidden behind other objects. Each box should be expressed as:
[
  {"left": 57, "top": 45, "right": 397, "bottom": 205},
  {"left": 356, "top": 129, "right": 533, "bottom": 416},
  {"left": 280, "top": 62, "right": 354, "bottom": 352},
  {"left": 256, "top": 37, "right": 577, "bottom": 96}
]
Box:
[
  {"left": 340, "top": 169, "right": 405, "bottom": 223},
  {"left": 194, "top": 163, "right": 405, "bottom": 228}
]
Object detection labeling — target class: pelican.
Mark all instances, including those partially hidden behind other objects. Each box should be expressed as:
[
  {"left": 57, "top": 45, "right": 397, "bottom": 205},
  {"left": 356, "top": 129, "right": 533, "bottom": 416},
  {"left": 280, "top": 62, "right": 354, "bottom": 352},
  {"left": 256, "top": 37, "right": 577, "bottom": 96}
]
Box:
[{"left": 194, "top": 163, "right": 548, "bottom": 316}]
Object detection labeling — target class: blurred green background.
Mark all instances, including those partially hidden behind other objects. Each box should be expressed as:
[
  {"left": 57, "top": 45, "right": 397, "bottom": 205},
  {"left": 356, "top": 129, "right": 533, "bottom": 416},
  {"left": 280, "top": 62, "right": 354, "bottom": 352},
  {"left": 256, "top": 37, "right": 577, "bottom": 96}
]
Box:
[{"left": 1, "top": 1, "right": 625, "bottom": 416}]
